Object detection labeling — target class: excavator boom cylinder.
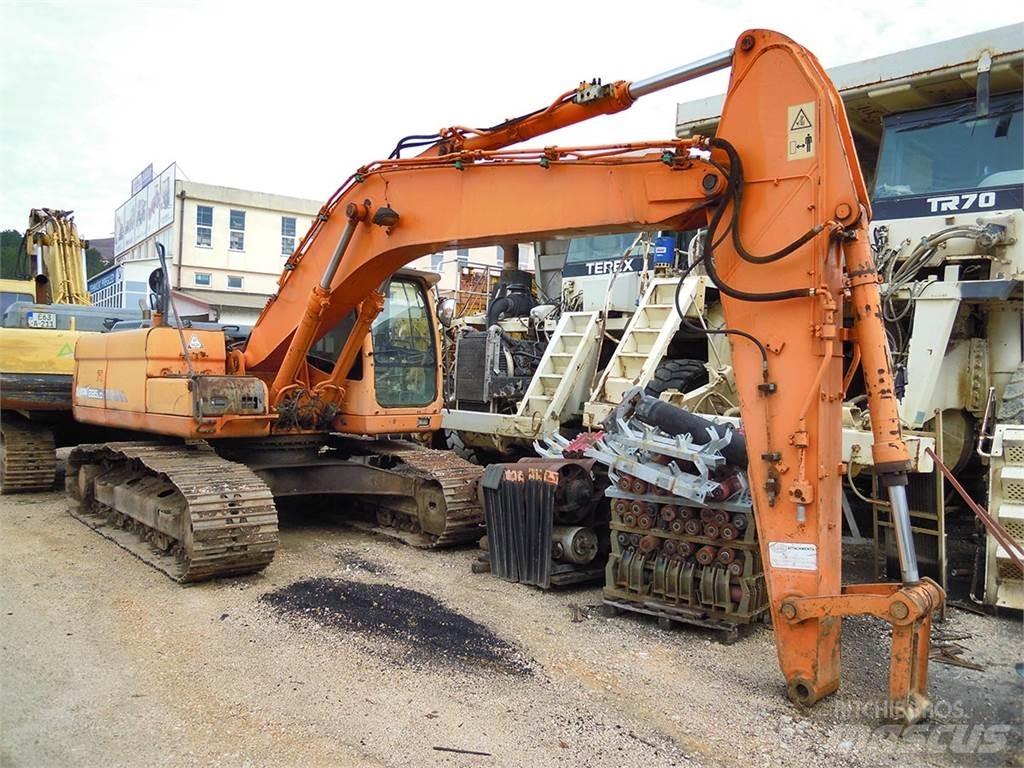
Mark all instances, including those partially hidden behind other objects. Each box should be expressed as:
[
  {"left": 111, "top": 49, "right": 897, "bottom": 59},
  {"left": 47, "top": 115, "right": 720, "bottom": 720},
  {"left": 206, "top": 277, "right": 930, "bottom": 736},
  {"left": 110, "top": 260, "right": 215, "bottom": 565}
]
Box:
[
  {"left": 628, "top": 48, "right": 733, "bottom": 98},
  {"left": 842, "top": 231, "right": 920, "bottom": 584}
]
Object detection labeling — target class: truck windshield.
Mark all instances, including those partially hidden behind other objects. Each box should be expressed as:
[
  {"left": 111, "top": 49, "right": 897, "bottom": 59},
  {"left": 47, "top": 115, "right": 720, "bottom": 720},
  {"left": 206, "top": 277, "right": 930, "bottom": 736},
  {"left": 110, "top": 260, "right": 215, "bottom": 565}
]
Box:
[
  {"left": 1, "top": 291, "right": 34, "bottom": 320},
  {"left": 372, "top": 278, "right": 437, "bottom": 408},
  {"left": 565, "top": 233, "right": 639, "bottom": 264},
  {"left": 873, "top": 93, "right": 1022, "bottom": 200}
]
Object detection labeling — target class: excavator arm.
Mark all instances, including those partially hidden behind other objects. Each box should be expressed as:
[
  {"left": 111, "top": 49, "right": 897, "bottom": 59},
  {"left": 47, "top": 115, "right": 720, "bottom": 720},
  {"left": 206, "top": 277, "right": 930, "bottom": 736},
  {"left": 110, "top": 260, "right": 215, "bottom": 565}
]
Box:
[
  {"left": 241, "top": 141, "right": 724, "bottom": 388},
  {"left": 25, "top": 208, "right": 92, "bottom": 305},
  {"left": 704, "top": 29, "right": 942, "bottom": 722}
]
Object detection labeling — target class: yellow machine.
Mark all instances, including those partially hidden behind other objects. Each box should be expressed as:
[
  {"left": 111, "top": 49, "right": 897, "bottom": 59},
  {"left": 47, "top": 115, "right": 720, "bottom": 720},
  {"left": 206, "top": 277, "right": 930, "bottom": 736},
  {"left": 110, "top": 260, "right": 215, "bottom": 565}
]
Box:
[{"left": 0, "top": 210, "right": 137, "bottom": 493}]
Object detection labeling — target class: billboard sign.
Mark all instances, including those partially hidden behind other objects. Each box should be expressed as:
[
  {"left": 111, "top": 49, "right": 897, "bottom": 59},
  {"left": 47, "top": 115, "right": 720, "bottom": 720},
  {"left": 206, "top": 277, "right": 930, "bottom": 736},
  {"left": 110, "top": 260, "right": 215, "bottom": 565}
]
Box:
[
  {"left": 114, "top": 163, "right": 175, "bottom": 256},
  {"left": 131, "top": 163, "right": 154, "bottom": 196},
  {"left": 87, "top": 265, "right": 122, "bottom": 294}
]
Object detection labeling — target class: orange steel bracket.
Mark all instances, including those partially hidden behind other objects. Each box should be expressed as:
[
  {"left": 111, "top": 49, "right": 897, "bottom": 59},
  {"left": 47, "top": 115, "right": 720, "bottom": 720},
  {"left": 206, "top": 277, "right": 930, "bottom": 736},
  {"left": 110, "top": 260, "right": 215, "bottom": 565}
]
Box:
[
  {"left": 780, "top": 579, "right": 944, "bottom": 723},
  {"left": 320, "top": 290, "right": 386, "bottom": 395}
]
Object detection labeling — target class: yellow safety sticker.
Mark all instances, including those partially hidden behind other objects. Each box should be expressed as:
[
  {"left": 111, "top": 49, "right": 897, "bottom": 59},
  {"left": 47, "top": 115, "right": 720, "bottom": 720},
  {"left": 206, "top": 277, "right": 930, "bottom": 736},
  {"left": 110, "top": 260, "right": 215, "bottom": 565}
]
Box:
[{"left": 786, "top": 101, "right": 815, "bottom": 161}]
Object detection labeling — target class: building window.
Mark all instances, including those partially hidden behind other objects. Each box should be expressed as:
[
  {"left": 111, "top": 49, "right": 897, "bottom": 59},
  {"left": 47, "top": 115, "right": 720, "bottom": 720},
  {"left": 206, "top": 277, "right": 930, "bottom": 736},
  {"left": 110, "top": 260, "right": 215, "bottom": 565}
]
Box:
[
  {"left": 456, "top": 247, "right": 468, "bottom": 269},
  {"left": 194, "top": 272, "right": 211, "bottom": 286},
  {"left": 196, "top": 206, "right": 213, "bottom": 247},
  {"left": 227, "top": 275, "right": 243, "bottom": 289},
  {"left": 430, "top": 253, "right": 444, "bottom": 272},
  {"left": 281, "top": 217, "right": 296, "bottom": 256},
  {"left": 229, "top": 210, "right": 245, "bottom": 251}
]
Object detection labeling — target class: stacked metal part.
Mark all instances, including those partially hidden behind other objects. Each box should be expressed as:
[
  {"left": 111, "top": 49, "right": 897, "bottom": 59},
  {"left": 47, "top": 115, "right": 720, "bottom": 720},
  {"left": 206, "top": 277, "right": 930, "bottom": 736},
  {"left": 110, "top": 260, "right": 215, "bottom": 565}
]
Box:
[
  {"left": 478, "top": 458, "right": 607, "bottom": 588},
  {"left": 539, "top": 387, "right": 769, "bottom": 627}
]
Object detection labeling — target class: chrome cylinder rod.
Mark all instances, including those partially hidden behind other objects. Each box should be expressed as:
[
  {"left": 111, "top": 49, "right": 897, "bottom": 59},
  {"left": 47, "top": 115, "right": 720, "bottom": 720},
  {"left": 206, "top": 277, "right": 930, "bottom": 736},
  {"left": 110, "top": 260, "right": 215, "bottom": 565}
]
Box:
[
  {"left": 628, "top": 49, "right": 734, "bottom": 99},
  {"left": 320, "top": 206, "right": 363, "bottom": 290},
  {"left": 887, "top": 484, "right": 921, "bottom": 584}
]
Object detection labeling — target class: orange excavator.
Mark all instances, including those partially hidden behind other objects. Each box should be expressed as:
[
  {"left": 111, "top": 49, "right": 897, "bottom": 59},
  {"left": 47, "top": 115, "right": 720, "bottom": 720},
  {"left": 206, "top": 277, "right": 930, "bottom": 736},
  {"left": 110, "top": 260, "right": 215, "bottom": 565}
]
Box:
[{"left": 68, "top": 29, "right": 942, "bottom": 721}]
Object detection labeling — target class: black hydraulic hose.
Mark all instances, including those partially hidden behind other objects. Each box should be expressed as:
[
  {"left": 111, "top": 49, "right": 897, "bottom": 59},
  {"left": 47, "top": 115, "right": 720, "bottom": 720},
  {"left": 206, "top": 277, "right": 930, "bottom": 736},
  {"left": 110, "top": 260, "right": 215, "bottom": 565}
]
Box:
[
  {"left": 390, "top": 101, "right": 555, "bottom": 159},
  {"left": 388, "top": 133, "right": 443, "bottom": 159},
  {"left": 710, "top": 138, "right": 827, "bottom": 265},
  {"left": 673, "top": 272, "right": 770, "bottom": 382},
  {"left": 699, "top": 137, "right": 816, "bottom": 303}
]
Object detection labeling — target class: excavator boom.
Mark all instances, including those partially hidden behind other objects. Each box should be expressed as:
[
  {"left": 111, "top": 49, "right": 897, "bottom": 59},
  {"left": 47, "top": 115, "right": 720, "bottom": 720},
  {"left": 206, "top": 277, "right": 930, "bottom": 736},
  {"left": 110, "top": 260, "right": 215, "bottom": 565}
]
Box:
[{"left": 25, "top": 208, "right": 92, "bottom": 305}]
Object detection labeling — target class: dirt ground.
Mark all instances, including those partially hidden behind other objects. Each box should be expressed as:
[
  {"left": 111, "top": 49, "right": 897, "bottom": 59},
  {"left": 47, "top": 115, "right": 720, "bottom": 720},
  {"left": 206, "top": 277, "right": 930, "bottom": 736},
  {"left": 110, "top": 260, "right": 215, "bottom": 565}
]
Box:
[{"left": 1, "top": 488, "right": 1021, "bottom": 768}]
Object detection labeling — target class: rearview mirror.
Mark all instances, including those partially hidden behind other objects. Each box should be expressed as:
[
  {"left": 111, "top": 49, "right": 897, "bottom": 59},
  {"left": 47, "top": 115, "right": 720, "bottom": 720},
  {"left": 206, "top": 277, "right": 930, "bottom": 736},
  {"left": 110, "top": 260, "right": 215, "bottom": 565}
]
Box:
[{"left": 437, "top": 297, "right": 457, "bottom": 328}]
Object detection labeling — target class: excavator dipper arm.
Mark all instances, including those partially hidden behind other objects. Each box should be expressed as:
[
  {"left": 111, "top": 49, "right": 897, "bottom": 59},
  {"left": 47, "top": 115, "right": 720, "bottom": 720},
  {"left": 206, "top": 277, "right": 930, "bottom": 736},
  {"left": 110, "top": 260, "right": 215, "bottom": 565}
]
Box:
[
  {"left": 235, "top": 29, "right": 941, "bottom": 719},
  {"left": 707, "top": 30, "right": 942, "bottom": 722}
]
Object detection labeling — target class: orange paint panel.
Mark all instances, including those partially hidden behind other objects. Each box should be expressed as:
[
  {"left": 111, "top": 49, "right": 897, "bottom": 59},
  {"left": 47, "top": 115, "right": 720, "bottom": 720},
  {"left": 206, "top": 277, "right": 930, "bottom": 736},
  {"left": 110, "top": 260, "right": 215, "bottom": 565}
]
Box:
[
  {"left": 73, "top": 404, "right": 272, "bottom": 439},
  {"left": 146, "top": 378, "right": 193, "bottom": 416},
  {"left": 96, "top": 330, "right": 148, "bottom": 411},
  {"left": 144, "top": 327, "right": 226, "bottom": 378},
  {"left": 335, "top": 412, "right": 441, "bottom": 436},
  {"left": 73, "top": 333, "right": 111, "bottom": 408}
]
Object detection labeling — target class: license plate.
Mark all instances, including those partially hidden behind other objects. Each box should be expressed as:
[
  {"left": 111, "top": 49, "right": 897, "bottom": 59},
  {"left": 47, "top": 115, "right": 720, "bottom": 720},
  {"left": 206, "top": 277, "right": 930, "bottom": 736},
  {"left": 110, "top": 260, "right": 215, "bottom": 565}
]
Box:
[{"left": 27, "top": 311, "right": 57, "bottom": 329}]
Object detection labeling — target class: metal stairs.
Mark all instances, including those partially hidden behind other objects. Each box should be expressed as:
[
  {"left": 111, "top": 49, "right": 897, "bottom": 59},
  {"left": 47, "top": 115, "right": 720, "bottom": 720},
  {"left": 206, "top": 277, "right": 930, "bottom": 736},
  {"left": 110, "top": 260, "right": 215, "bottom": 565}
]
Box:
[
  {"left": 516, "top": 311, "right": 601, "bottom": 427},
  {"left": 986, "top": 426, "right": 1024, "bottom": 609},
  {"left": 584, "top": 276, "right": 704, "bottom": 427}
]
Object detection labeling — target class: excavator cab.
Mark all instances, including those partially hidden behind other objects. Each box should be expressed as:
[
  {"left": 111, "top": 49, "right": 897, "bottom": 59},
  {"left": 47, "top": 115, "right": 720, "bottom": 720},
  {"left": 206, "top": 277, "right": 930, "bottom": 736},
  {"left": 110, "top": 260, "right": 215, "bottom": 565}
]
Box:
[{"left": 308, "top": 269, "right": 443, "bottom": 432}]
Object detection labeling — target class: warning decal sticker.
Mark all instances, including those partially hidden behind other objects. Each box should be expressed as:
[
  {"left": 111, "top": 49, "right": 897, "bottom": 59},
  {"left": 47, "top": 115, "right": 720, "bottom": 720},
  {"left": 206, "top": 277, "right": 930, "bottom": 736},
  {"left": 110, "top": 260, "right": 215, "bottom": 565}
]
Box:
[
  {"left": 786, "top": 101, "right": 816, "bottom": 161},
  {"left": 768, "top": 542, "right": 818, "bottom": 571}
]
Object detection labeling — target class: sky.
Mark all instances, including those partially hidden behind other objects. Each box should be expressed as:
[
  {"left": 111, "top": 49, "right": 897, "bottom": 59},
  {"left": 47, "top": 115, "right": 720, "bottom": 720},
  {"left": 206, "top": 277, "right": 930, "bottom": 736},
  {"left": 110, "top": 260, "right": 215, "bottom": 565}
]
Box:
[{"left": 1, "top": 0, "right": 1022, "bottom": 239}]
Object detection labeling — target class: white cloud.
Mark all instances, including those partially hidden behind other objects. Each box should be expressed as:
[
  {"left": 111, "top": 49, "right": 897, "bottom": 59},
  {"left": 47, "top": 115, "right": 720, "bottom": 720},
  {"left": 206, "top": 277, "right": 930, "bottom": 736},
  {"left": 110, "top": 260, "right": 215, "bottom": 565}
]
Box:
[{"left": 1, "top": 0, "right": 1021, "bottom": 237}]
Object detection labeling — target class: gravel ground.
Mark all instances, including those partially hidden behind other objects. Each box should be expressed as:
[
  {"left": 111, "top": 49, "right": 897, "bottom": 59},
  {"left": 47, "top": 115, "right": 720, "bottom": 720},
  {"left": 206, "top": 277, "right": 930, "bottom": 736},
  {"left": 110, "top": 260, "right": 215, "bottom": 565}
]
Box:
[{"left": 1, "top": 490, "right": 1021, "bottom": 768}]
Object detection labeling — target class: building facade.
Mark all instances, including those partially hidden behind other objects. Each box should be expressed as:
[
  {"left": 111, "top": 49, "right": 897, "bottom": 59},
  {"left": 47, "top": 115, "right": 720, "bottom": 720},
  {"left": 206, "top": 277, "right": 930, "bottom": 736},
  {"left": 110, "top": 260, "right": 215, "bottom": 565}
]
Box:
[{"left": 91, "top": 169, "right": 323, "bottom": 325}]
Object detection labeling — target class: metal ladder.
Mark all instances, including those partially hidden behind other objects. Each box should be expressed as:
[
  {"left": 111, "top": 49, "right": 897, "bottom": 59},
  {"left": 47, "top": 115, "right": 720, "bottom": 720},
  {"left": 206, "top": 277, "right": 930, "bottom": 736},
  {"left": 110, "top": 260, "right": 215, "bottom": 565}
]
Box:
[
  {"left": 584, "top": 276, "right": 704, "bottom": 427},
  {"left": 516, "top": 311, "right": 600, "bottom": 426},
  {"left": 986, "top": 426, "right": 1024, "bottom": 608}
]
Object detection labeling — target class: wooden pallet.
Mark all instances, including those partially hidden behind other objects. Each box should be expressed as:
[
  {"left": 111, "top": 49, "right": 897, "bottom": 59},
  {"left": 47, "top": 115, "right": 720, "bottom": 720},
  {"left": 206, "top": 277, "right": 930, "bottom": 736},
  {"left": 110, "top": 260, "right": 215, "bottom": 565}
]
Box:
[{"left": 601, "top": 597, "right": 760, "bottom": 645}]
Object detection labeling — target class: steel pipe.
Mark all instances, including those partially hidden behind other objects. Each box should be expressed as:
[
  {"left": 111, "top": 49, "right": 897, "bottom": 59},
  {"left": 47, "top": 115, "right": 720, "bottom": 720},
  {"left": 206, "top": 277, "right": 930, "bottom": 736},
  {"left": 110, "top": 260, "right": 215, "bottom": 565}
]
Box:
[
  {"left": 628, "top": 49, "right": 734, "bottom": 99},
  {"left": 887, "top": 485, "right": 920, "bottom": 584}
]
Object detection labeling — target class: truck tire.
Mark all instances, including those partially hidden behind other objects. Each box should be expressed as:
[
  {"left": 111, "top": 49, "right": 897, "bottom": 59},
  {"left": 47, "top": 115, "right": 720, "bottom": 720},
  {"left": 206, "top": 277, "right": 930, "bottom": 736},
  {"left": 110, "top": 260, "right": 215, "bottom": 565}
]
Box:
[
  {"left": 444, "top": 429, "right": 481, "bottom": 464},
  {"left": 997, "top": 362, "right": 1024, "bottom": 425},
  {"left": 645, "top": 359, "right": 708, "bottom": 399}
]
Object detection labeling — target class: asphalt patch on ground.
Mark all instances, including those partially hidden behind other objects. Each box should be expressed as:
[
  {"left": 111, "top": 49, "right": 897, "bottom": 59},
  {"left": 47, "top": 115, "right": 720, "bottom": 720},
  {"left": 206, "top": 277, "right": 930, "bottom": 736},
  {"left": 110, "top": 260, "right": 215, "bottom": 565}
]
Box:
[{"left": 261, "top": 578, "right": 531, "bottom": 676}]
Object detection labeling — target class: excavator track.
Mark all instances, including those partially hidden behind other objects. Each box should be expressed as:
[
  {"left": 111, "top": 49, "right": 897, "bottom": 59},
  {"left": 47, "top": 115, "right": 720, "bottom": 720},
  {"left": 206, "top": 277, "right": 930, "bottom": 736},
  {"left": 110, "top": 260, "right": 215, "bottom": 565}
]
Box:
[
  {"left": 67, "top": 442, "right": 278, "bottom": 583},
  {"left": 0, "top": 416, "right": 56, "bottom": 494},
  {"left": 365, "top": 441, "right": 484, "bottom": 548}
]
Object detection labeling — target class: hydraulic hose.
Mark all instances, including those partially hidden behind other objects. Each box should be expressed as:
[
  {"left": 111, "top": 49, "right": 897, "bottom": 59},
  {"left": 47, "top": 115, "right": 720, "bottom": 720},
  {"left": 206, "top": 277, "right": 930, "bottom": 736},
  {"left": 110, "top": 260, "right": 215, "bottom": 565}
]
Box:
[
  {"left": 700, "top": 137, "right": 822, "bottom": 303},
  {"left": 710, "top": 138, "right": 828, "bottom": 265},
  {"left": 673, "top": 275, "right": 770, "bottom": 382},
  {"left": 633, "top": 394, "right": 748, "bottom": 468}
]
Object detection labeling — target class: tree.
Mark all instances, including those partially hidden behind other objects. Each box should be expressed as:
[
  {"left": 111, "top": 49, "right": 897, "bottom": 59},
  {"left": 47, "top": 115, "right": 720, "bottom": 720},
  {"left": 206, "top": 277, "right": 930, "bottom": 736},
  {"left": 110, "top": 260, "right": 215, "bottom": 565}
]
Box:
[
  {"left": 0, "top": 229, "right": 106, "bottom": 279},
  {"left": 86, "top": 247, "right": 105, "bottom": 278},
  {"left": 0, "top": 230, "right": 28, "bottom": 279}
]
